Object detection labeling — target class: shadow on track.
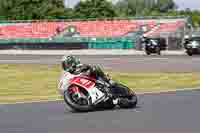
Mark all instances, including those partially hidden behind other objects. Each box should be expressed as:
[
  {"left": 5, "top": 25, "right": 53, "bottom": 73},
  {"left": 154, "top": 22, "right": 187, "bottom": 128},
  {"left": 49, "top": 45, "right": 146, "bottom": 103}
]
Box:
[{"left": 64, "top": 105, "right": 140, "bottom": 114}]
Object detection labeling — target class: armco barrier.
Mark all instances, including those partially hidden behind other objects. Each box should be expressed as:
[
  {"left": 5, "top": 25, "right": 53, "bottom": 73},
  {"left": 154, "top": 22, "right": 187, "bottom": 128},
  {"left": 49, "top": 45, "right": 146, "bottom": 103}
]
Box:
[
  {"left": 88, "top": 37, "right": 134, "bottom": 49},
  {"left": 0, "top": 37, "right": 134, "bottom": 50},
  {"left": 0, "top": 43, "right": 88, "bottom": 50}
]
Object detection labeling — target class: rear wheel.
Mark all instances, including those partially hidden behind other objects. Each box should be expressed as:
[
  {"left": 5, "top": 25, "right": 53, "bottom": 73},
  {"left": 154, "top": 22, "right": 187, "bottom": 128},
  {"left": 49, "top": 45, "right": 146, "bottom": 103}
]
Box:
[
  {"left": 113, "top": 83, "right": 137, "bottom": 108},
  {"left": 118, "top": 90, "right": 137, "bottom": 109},
  {"left": 63, "top": 86, "right": 94, "bottom": 112}
]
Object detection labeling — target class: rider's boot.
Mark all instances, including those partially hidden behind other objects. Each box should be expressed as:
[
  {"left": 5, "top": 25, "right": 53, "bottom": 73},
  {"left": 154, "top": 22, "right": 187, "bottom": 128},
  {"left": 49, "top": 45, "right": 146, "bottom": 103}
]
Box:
[{"left": 112, "top": 99, "right": 119, "bottom": 105}]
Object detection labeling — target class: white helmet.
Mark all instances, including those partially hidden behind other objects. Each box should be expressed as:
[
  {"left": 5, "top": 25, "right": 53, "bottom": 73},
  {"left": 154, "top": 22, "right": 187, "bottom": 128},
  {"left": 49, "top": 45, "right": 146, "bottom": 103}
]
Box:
[
  {"left": 184, "top": 35, "right": 189, "bottom": 39},
  {"left": 143, "top": 34, "right": 147, "bottom": 38}
]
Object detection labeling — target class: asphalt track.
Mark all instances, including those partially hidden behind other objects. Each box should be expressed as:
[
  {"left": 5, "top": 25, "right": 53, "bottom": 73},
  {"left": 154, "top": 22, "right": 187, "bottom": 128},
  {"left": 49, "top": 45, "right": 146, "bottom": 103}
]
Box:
[
  {"left": 0, "top": 54, "right": 200, "bottom": 133},
  {"left": 0, "top": 54, "right": 200, "bottom": 72},
  {"left": 1, "top": 89, "right": 200, "bottom": 133}
]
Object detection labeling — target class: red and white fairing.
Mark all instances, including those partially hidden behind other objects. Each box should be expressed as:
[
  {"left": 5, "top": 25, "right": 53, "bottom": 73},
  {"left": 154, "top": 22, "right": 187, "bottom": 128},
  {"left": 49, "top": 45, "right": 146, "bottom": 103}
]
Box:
[{"left": 58, "top": 72, "right": 105, "bottom": 104}]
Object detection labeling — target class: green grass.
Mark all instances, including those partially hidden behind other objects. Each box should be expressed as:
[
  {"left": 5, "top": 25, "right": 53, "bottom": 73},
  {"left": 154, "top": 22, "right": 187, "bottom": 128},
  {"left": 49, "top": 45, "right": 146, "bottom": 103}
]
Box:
[{"left": 0, "top": 64, "right": 200, "bottom": 104}]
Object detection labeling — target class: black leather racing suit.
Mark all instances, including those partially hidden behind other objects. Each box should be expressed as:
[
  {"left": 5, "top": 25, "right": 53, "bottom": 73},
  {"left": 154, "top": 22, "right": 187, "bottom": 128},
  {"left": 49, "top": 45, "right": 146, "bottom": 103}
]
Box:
[{"left": 70, "top": 64, "right": 110, "bottom": 84}]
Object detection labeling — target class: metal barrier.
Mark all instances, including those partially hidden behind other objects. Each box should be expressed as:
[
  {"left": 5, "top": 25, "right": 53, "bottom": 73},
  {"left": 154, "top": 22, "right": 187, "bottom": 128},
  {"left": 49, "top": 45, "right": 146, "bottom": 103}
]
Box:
[{"left": 0, "top": 37, "right": 135, "bottom": 50}]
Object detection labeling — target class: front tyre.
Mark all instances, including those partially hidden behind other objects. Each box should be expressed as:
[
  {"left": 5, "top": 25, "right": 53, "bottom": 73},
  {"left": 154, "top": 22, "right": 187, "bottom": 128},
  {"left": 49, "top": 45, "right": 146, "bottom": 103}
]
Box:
[
  {"left": 156, "top": 47, "right": 161, "bottom": 55},
  {"left": 145, "top": 49, "right": 151, "bottom": 55},
  {"left": 186, "top": 49, "right": 193, "bottom": 56},
  {"left": 63, "top": 89, "right": 94, "bottom": 112}
]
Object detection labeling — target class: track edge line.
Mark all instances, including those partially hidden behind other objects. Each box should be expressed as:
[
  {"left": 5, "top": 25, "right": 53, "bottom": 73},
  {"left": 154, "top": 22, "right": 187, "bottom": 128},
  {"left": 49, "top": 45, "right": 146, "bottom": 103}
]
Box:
[{"left": 0, "top": 88, "right": 199, "bottom": 105}]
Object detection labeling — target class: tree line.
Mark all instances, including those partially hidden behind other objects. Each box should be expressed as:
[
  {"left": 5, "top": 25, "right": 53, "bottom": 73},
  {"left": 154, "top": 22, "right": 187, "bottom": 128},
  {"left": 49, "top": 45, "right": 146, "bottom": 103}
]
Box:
[{"left": 0, "top": 0, "right": 199, "bottom": 27}]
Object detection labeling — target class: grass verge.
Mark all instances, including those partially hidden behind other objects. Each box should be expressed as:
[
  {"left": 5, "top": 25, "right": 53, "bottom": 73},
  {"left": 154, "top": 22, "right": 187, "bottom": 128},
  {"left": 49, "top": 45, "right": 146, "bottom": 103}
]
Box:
[{"left": 0, "top": 64, "right": 200, "bottom": 104}]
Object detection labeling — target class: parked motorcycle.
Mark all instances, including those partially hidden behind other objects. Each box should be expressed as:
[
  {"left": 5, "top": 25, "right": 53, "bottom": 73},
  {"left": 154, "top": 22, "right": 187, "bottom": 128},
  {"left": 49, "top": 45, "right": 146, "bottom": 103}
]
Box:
[{"left": 58, "top": 72, "right": 137, "bottom": 112}]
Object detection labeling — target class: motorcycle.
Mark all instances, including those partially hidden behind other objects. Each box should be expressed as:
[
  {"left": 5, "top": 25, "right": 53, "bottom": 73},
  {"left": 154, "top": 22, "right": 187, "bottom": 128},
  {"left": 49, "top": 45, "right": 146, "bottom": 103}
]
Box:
[
  {"left": 144, "top": 40, "right": 161, "bottom": 55},
  {"left": 185, "top": 41, "right": 200, "bottom": 56},
  {"left": 58, "top": 72, "right": 137, "bottom": 112}
]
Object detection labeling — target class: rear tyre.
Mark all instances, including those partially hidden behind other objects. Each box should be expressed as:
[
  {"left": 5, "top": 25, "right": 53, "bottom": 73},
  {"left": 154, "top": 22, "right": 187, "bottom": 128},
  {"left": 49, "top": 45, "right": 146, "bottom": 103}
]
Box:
[
  {"left": 118, "top": 90, "right": 137, "bottom": 109},
  {"left": 64, "top": 88, "right": 94, "bottom": 112},
  {"left": 113, "top": 83, "right": 137, "bottom": 109}
]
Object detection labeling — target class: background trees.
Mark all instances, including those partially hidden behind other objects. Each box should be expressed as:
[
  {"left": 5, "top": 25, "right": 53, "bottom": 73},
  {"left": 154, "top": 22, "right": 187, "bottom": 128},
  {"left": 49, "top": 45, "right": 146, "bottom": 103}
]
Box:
[{"left": 0, "top": 0, "right": 199, "bottom": 27}]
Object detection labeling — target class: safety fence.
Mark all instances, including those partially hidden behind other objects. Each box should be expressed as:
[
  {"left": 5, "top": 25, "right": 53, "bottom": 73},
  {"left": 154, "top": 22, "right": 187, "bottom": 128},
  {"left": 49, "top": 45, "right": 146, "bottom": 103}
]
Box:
[{"left": 0, "top": 37, "right": 135, "bottom": 50}]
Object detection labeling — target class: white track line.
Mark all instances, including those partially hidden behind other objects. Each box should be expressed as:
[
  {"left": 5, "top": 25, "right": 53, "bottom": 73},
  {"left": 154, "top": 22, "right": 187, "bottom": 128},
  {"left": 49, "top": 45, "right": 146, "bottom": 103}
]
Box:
[
  {"left": 0, "top": 88, "right": 199, "bottom": 106},
  {"left": 136, "top": 88, "right": 199, "bottom": 95}
]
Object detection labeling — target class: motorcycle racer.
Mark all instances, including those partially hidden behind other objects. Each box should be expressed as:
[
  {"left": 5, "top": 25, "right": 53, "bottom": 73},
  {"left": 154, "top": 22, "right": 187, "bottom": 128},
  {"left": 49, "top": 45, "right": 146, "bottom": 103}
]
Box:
[
  {"left": 184, "top": 35, "right": 191, "bottom": 48},
  {"left": 61, "top": 55, "right": 112, "bottom": 85},
  {"left": 59, "top": 55, "right": 138, "bottom": 111},
  {"left": 142, "top": 34, "right": 150, "bottom": 44}
]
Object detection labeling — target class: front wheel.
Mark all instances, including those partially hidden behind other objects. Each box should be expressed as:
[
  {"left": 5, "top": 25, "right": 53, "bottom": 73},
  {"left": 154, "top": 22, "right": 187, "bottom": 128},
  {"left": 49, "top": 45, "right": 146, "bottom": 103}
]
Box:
[
  {"left": 156, "top": 47, "right": 161, "bottom": 55},
  {"left": 63, "top": 87, "right": 94, "bottom": 112},
  {"left": 187, "top": 49, "right": 193, "bottom": 56},
  {"left": 145, "top": 49, "right": 151, "bottom": 55}
]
